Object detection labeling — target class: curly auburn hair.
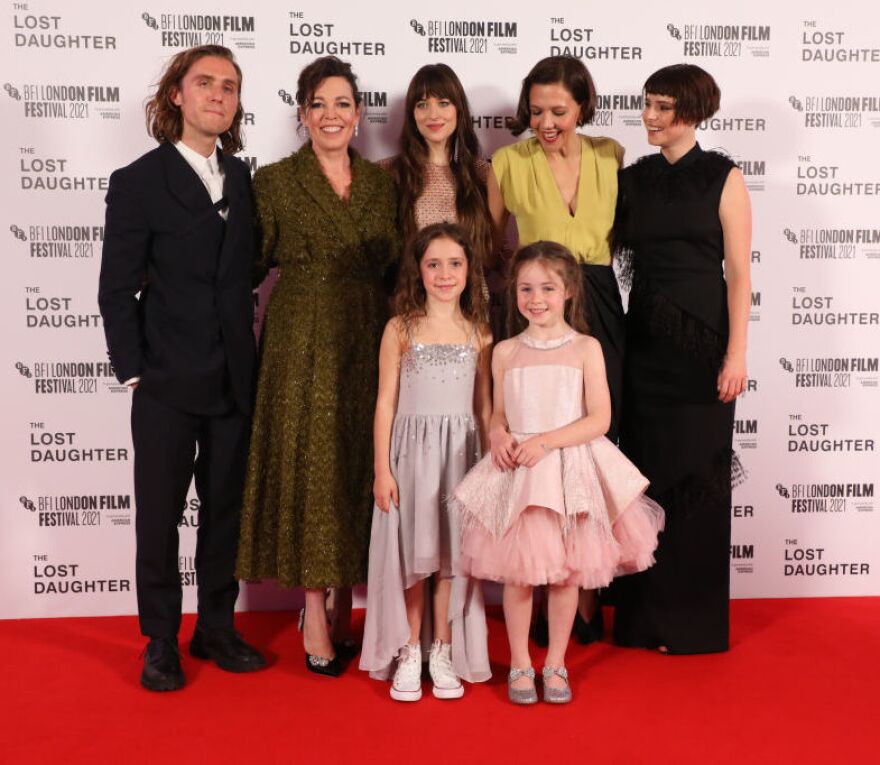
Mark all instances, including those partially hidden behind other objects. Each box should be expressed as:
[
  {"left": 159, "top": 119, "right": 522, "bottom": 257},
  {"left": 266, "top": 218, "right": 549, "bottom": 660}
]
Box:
[
  {"left": 643, "top": 64, "right": 721, "bottom": 125},
  {"left": 145, "top": 45, "right": 244, "bottom": 154},
  {"left": 393, "top": 222, "right": 488, "bottom": 340},
  {"left": 505, "top": 240, "right": 590, "bottom": 336},
  {"left": 388, "top": 64, "right": 493, "bottom": 269},
  {"left": 508, "top": 55, "right": 597, "bottom": 136}
]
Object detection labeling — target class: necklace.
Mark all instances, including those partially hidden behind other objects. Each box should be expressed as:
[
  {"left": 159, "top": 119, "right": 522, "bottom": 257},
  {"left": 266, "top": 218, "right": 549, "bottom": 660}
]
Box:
[{"left": 519, "top": 329, "right": 577, "bottom": 350}]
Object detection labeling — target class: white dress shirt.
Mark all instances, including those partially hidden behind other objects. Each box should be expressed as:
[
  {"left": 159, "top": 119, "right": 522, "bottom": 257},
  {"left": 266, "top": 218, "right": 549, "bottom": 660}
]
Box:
[{"left": 174, "top": 140, "right": 227, "bottom": 219}]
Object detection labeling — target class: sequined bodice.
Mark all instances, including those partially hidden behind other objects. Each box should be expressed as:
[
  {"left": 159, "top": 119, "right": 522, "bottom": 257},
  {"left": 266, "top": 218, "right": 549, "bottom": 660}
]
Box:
[{"left": 396, "top": 343, "right": 478, "bottom": 417}]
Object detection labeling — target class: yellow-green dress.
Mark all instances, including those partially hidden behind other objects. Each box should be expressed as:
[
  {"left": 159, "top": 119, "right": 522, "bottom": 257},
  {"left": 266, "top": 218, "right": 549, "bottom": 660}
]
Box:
[
  {"left": 492, "top": 135, "right": 619, "bottom": 265},
  {"left": 236, "top": 144, "right": 398, "bottom": 588},
  {"left": 492, "top": 134, "right": 625, "bottom": 441}
]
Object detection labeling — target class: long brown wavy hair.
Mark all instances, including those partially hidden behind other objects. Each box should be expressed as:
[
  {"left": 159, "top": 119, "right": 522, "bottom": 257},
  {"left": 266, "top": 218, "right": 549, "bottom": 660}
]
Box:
[
  {"left": 393, "top": 223, "right": 488, "bottom": 340},
  {"left": 506, "top": 241, "right": 590, "bottom": 336},
  {"left": 388, "top": 65, "right": 493, "bottom": 269},
  {"left": 145, "top": 45, "right": 244, "bottom": 155}
]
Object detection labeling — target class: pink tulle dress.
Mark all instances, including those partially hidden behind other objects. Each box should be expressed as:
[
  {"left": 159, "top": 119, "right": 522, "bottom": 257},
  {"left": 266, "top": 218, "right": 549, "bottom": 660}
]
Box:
[{"left": 453, "top": 330, "right": 665, "bottom": 588}]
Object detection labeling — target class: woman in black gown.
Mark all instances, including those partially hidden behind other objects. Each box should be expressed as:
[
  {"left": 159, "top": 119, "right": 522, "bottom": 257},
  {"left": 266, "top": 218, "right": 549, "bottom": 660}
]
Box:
[{"left": 612, "top": 65, "right": 751, "bottom": 654}]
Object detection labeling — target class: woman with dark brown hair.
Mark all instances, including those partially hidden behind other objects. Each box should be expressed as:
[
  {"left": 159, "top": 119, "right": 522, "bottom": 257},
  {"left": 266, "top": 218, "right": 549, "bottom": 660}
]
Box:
[
  {"left": 612, "top": 64, "right": 751, "bottom": 655},
  {"left": 489, "top": 55, "right": 625, "bottom": 645},
  {"left": 236, "top": 56, "right": 398, "bottom": 676},
  {"left": 383, "top": 64, "right": 493, "bottom": 280}
]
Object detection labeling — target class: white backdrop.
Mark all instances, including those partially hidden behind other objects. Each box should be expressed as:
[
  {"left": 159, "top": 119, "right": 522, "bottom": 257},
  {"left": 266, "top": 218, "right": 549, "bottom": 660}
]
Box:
[{"left": 2, "top": 0, "right": 877, "bottom": 619}]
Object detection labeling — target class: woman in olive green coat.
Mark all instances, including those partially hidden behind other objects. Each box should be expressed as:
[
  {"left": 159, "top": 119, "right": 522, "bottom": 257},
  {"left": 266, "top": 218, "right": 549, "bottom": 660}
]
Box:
[{"left": 236, "top": 57, "right": 398, "bottom": 674}]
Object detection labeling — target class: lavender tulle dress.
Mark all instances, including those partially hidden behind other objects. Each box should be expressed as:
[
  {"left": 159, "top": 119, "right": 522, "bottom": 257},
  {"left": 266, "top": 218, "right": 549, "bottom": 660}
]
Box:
[
  {"left": 453, "top": 331, "right": 665, "bottom": 588},
  {"left": 360, "top": 336, "right": 491, "bottom": 683}
]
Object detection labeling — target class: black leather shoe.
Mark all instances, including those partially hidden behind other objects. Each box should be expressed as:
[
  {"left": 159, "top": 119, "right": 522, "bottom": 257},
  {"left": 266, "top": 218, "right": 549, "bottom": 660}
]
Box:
[
  {"left": 141, "top": 637, "right": 185, "bottom": 692},
  {"left": 189, "top": 627, "right": 267, "bottom": 673},
  {"left": 572, "top": 605, "right": 604, "bottom": 645},
  {"left": 305, "top": 651, "right": 343, "bottom": 677}
]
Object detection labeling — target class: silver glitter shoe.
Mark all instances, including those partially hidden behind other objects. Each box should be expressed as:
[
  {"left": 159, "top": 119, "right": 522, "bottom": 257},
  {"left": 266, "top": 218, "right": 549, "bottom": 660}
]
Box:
[
  {"left": 542, "top": 665, "right": 572, "bottom": 704},
  {"left": 507, "top": 667, "right": 538, "bottom": 705}
]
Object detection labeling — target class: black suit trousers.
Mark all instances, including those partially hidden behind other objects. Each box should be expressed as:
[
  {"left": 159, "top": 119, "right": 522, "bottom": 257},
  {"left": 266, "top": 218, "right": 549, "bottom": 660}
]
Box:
[{"left": 131, "top": 387, "right": 250, "bottom": 638}]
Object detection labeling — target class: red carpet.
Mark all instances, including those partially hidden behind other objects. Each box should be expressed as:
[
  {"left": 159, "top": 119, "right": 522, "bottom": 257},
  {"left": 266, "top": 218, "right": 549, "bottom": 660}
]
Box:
[{"left": 2, "top": 599, "right": 877, "bottom": 763}]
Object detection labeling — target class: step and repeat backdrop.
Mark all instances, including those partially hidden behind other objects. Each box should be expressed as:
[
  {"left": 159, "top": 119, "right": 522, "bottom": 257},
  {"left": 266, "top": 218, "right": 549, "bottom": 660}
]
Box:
[{"left": 1, "top": 1, "right": 877, "bottom": 619}]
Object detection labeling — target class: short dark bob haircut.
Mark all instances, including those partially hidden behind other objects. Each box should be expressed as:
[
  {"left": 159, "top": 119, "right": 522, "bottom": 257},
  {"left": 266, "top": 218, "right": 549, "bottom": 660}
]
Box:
[
  {"left": 509, "top": 55, "right": 596, "bottom": 136},
  {"left": 644, "top": 64, "right": 720, "bottom": 125},
  {"left": 295, "top": 55, "right": 361, "bottom": 109}
]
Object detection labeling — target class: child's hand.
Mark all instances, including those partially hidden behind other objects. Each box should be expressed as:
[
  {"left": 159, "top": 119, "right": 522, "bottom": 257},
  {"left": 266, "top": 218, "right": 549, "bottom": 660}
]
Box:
[
  {"left": 513, "top": 436, "right": 549, "bottom": 468},
  {"left": 490, "top": 428, "right": 518, "bottom": 470},
  {"left": 373, "top": 471, "right": 399, "bottom": 513}
]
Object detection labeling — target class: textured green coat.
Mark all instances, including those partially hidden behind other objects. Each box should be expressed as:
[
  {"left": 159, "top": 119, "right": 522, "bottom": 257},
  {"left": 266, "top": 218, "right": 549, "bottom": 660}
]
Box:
[{"left": 236, "top": 144, "right": 399, "bottom": 588}]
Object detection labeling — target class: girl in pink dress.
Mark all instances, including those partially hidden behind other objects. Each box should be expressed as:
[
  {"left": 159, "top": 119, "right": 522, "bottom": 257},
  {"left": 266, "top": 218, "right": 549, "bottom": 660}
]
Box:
[{"left": 453, "top": 241, "right": 664, "bottom": 705}]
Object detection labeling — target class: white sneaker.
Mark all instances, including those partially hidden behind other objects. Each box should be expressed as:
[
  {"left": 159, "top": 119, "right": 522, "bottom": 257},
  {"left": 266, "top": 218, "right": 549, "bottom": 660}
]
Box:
[
  {"left": 390, "top": 643, "right": 422, "bottom": 702},
  {"left": 429, "top": 640, "right": 464, "bottom": 699}
]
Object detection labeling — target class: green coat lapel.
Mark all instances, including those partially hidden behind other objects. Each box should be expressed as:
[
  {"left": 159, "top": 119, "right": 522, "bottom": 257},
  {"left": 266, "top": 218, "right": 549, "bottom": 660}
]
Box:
[{"left": 291, "top": 143, "right": 372, "bottom": 244}]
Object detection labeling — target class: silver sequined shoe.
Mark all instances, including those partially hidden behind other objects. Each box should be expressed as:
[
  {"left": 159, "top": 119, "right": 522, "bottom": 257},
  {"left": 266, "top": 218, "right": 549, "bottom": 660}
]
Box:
[
  {"left": 542, "top": 665, "right": 572, "bottom": 704},
  {"left": 507, "top": 667, "right": 538, "bottom": 705}
]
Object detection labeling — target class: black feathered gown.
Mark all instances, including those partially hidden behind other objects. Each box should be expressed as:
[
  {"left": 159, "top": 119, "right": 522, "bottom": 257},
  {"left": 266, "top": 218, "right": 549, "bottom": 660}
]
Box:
[{"left": 612, "top": 144, "right": 737, "bottom": 654}]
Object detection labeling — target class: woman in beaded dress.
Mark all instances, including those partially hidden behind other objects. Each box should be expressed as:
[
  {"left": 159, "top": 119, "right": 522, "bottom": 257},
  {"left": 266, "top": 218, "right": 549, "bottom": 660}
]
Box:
[
  {"left": 381, "top": 64, "right": 493, "bottom": 293},
  {"left": 236, "top": 57, "right": 398, "bottom": 674},
  {"left": 612, "top": 65, "right": 751, "bottom": 654}
]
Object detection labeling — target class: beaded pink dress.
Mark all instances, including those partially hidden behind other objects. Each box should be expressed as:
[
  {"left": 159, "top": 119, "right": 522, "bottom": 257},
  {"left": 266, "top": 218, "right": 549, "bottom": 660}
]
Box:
[
  {"left": 453, "top": 331, "right": 665, "bottom": 587},
  {"left": 379, "top": 157, "right": 490, "bottom": 229}
]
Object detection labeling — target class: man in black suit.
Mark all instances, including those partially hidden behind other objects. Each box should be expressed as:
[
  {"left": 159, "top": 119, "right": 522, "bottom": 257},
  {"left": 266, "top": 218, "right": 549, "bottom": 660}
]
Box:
[{"left": 98, "top": 45, "right": 265, "bottom": 691}]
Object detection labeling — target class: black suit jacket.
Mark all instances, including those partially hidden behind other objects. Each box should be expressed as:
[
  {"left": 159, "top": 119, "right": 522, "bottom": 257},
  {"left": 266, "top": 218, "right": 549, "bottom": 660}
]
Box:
[{"left": 98, "top": 143, "right": 256, "bottom": 416}]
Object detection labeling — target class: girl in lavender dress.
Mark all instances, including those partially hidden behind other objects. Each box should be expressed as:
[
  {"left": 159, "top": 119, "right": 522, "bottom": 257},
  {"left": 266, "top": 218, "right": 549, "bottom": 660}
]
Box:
[
  {"left": 360, "top": 223, "right": 492, "bottom": 701},
  {"left": 453, "top": 241, "right": 665, "bottom": 705}
]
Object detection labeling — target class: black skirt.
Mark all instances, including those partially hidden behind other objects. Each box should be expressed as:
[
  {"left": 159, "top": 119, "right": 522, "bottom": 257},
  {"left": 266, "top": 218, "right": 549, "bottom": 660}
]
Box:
[
  {"left": 613, "top": 280, "right": 735, "bottom": 654},
  {"left": 580, "top": 264, "right": 625, "bottom": 443}
]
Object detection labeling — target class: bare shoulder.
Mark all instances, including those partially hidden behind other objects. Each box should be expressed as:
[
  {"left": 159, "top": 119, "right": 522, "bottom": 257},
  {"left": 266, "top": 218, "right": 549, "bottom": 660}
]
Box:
[
  {"left": 722, "top": 166, "right": 748, "bottom": 194},
  {"left": 383, "top": 316, "right": 408, "bottom": 353},
  {"left": 572, "top": 333, "right": 602, "bottom": 359},
  {"left": 492, "top": 337, "right": 517, "bottom": 361},
  {"left": 383, "top": 316, "right": 406, "bottom": 342},
  {"left": 720, "top": 167, "right": 751, "bottom": 216}
]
